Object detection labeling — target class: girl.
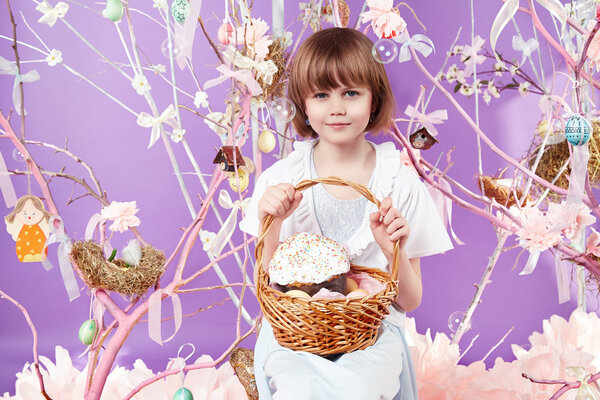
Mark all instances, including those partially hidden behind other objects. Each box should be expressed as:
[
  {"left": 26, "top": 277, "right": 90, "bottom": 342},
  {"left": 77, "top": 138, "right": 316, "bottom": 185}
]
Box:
[{"left": 239, "top": 27, "right": 452, "bottom": 399}]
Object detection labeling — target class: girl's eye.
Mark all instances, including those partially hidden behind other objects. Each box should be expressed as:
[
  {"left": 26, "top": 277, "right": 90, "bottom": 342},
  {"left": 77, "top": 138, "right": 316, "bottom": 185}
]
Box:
[
  {"left": 345, "top": 90, "right": 359, "bottom": 97},
  {"left": 314, "top": 93, "right": 327, "bottom": 99}
]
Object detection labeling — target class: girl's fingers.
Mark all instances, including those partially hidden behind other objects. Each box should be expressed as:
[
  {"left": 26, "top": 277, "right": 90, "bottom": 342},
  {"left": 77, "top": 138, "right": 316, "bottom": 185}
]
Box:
[
  {"left": 386, "top": 217, "right": 406, "bottom": 235},
  {"left": 379, "top": 197, "right": 393, "bottom": 217},
  {"left": 390, "top": 225, "right": 410, "bottom": 242}
]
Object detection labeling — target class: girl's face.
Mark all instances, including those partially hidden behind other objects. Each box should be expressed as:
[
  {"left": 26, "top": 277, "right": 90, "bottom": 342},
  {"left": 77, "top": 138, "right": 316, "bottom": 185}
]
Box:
[
  {"left": 304, "top": 85, "right": 373, "bottom": 146},
  {"left": 16, "top": 200, "right": 43, "bottom": 226}
]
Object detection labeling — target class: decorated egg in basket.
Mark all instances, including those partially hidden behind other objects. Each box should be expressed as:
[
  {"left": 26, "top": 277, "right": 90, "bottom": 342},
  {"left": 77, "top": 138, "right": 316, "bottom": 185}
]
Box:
[{"left": 565, "top": 114, "right": 591, "bottom": 146}]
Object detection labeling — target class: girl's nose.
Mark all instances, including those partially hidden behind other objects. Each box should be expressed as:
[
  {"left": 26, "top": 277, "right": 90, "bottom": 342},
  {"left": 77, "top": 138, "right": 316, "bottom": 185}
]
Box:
[{"left": 329, "top": 96, "right": 346, "bottom": 115}]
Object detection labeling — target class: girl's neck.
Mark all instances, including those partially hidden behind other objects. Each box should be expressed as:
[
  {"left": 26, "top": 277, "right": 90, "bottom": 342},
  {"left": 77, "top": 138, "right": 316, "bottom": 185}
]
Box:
[{"left": 313, "top": 136, "right": 372, "bottom": 165}]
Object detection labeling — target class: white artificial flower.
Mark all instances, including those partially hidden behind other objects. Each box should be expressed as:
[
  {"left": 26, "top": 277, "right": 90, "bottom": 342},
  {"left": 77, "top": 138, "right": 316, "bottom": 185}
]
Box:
[
  {"left": 518, "top": 81, "right": 530, "bottom": 96},
  {"left": 509, "top": 64, "right": 519, "bottom": 76},
  {"left": 455, "top": 69, "right": 469, "bottom": 84},
  {"left": 494, "top": 61, "right": 506, "bottom": 76},
  {"left": 194, "top": 90, "right": 209, "bottom": 108},
  {"left": 131, "top": 74, "right": 151, "bottom": 95},
  {"left": 152, "top": 64, "right": 166, "bottom": 73},
  {"left": 435, "top": 71, "right": 444, "bottom": 81},
  {"left": 488, "top": 81, "right": 500, "bottom": 98},
  {"left": 171, "top": 128, "right": 185, "bottom": 143},
  {"left": 45, "top": 49, "right": 62, "bottom": 66},
  {"left": 459, "top": 84, "right": 474, "bottom": 96},
  {"left": 282, "top": 31, "right": 293, "bottom": 49},
  {"left": 200, "top": 230, "right": 217, "bottom": 251},
  {"left": 451, "top": 45, "right": 463, "bottom": 55},
  {"left": 257, "top": 59, "right": 278, "bottom": 85},
  {"left": 445, "top": 64, "right": 458, "bottom": 83},
  {"left": 153, "top": 0, "right": 167, "bottom": 9},
  {"left": 482, "top": 90, "right": 491, "bottom": 105}
]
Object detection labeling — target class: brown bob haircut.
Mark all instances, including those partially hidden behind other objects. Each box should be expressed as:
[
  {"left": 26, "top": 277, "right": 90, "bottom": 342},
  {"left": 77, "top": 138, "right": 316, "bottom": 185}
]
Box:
[{"left": 288, "top": 28, "right": 396, "bottom": 138}]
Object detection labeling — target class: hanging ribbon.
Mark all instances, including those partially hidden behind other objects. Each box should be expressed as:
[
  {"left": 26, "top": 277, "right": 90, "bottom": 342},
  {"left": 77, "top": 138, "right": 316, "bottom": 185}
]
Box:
[
  {"left": 512, "top": 35, "right": 539, "bottom": 65},
  {"left": 271, "top": 0, "right": 284, "bottom": 37},
  {"left": 43, "top": 216, "right": 80, "bottom": 301},
  {"left": 0, "top": 150, "right": 17, "bottom": 207},
  {"left": 0, "top": 56, "right": 40, "bottom": 116},
  {"left": 203, "top": 64, "right": 263, "bottom": 96},
  {"left": 403, "top": 105, "right": 447, "bottom": 137},
  {"left": 395, "top": 32, "right": 435, "bottom": 63},
  {"left": 554, "top": 253, "right": 571, "bottom": 304},
  {"left": 566, "top": 366, "right": 600, "bottom": 400},
  {"left": 490, "top": 0, "right": 518, "bottom": 63},
  {"left": 147, "top": 288, "right": 182, "bottom": 345},
  {"left": 231, "top": 54, "right": 278, "bottom": 85},
  {"left": 35, "top": 0, "right": 69, "bottom": 27},
  {"left": 426, "top": 177, "right": 465, "bottom": 246},
  {"left": 520, "top": 250, "right": 541, "bottom": 275},
  {"left": 136, "top": 104, "right": 179, "bottom": 148},
  {"left": 208, "top": 190, "right": 250, "bottom": 258},
  {"left": 173, "top": 0, "right": 202, "bottom": 69},
  {"left": 84, "top": 212, "right": 113, "bottom": 257}
]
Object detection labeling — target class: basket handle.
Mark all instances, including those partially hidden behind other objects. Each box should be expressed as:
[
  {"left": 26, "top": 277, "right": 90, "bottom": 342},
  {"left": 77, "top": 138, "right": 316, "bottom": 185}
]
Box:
[{"left": 255, "top": 176, "right": 400, "bottom": 284}]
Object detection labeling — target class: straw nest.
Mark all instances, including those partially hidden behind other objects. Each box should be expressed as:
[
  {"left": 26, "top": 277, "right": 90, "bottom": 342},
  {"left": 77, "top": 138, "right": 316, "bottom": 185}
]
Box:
[
  {"left": 476, "top": 175, "right": 532, "bottom": 208},
  {"left": 70, "top": 241, "right": 165, "bottom": 297},
  {"left": 262, "top": 37, "right": 288, "bottom": 101},
  {"left": 528, "top": 120, "right": 600, "bottom": 192}
]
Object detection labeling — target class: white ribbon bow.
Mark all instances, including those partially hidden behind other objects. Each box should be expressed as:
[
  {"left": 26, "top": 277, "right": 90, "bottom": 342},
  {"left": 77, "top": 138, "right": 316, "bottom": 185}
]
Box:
[
  {"left": 136, "top": 104, "right": 179, "bottom": 148},
  {"left": 35, "top": 0, "right": 69, "bottom": 27},
  {"left": 208, "top": 190, "right": 250, "bottom": 258},
  {"left": 148, "top": 288, "right": 182, "bottom": 345},
  {"left": 203, "top": 64, "right": 263, "bottom": 97},
  {"left": 232, "top": 54, "right": 278, "bottom": 86},
  {"left": 403, "top": 105, "right": 447, "bottom": 137},
  {"left": 512, "top": 35, "right": 539, "bottom": 65},
  {"left": 395, "top": 32, "right": 435, "bottom": 63},
  {"left": 0, "top": 56, "right": 40, "bottom": 116},
  {"left": 43, "top": 216, "right": 80, "bottom": 301},
  {"left": 566, "top": 366, "right": 600, "bottom": 400}
]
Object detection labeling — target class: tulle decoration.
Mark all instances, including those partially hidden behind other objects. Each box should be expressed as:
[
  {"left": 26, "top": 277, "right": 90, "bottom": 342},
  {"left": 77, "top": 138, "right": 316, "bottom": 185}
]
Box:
[{"left": 3, "top": 348, "right": 246, "bottom": 399}]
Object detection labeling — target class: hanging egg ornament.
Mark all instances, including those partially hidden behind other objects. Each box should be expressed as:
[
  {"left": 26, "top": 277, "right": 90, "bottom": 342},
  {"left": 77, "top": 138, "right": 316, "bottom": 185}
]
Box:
[
  {"left": 565, "top": 114, "right": 591, "bottom": 146},
  {"left": 101, "top": 0, "right": 124, "bottom": 22},
  {"left": 258, "top": 129, "right": 276, "bottom": 153},
  {"left": 173, "top": 387, "right": 194, "bottom": 400},
  {"left": 171, "top": 0, "right": 189, "bottom": 23},
  {"left": 78, "top": 319, "right": 98, "bottom": 345},
  {"left": 229, "top": 169, "right": 249, "bottom": 192}
]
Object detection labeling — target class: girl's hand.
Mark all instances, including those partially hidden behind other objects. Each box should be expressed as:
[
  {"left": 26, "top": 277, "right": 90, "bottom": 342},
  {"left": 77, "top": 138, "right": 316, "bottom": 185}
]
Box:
[
  {"left": 258, "top": 183, "right": 303, "bottom": 223},
  {"left": 369, "top": 197, "right": 409, "bottom": 259}
]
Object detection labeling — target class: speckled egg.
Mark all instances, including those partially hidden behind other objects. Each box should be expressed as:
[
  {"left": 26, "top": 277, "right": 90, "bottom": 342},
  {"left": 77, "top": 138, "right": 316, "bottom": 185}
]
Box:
[{"left": 171, "top": 0, "right": 189, "bottom": 23}]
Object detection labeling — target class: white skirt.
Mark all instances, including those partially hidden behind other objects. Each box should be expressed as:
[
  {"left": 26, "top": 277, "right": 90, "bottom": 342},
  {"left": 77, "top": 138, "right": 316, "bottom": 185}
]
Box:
[{"left": 254, "top": 308, "right": 418, "bottom": 400}]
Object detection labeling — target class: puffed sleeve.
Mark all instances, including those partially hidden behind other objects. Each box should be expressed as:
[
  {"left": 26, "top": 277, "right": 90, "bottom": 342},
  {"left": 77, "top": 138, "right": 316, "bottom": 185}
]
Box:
[{"left": 394, "top": 165, "right": 453, "bottom": 259}]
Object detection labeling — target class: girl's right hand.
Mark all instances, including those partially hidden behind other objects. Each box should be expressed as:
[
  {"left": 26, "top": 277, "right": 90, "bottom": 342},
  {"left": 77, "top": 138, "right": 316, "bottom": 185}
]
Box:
[{"left": 257, "top": 183, "right": 303, "bottom": 223}]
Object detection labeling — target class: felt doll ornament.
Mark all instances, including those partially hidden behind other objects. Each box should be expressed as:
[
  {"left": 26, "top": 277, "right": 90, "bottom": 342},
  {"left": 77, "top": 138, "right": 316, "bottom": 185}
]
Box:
[{"left": 5, "top": 194, "right": 51, "bottom": 262}]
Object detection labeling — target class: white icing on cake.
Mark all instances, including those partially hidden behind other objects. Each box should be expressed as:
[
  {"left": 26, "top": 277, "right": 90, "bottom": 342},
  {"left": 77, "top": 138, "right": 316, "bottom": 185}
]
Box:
[{"left": 269, "top": 232, "right": 350, "bottom": 285}]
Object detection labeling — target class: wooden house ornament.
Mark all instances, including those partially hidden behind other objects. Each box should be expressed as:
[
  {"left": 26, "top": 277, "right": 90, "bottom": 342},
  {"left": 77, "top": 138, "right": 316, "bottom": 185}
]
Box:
[
  {"left": 409, "top": 127, "right": 438, "bottom": 150},
  {"left": 213, "top": 146, "right": 246, "bottom": 172}
]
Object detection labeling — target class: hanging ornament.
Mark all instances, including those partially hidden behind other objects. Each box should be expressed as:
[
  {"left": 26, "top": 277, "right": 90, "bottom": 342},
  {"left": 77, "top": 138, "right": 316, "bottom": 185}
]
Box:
[
  {"left": 171, "top": 0, "right": 189, "bottom": 23},
  {"left": 212, "top": 146, "right": 246, "bottom": 172},
  {"left": 101, "top": 0, "right": 124, "bottom": 22},
  {"left": 171, "top": 343, "right": 195, "bottom": 400},
  {"left": 78, "top": 319, "right": 98, "bottom": 345},
  {"left": 228, "top": 169, "right": 249, "bottom": 192},
  {"left": 258, "top": 129, "right": 276, "bottom": 153},
  {"left": 565, "top": 114, "right": 591, "bottom": 146},
  {"left": 4, "top": 195, "right": 51, "bottom": 262}
]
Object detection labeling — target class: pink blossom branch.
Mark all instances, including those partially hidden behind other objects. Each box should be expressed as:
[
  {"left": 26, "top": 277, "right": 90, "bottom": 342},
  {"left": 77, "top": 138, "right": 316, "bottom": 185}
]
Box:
[
  {"left": 0, "top": 290, "right": 51, "bottom": 400},
  {"left": 122, "top": 321, "right": 257, "bottom": 400},
  {"left": 522, "top": 371, "right": 600, "bottom": 399}
]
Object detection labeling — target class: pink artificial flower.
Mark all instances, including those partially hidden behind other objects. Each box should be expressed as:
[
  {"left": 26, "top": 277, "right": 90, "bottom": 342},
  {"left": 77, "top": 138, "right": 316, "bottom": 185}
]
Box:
[
  {"left": 461, "top": 35, "right": 486, "bottom": 76},
  {"left": 235, "top": 18, "right": 273, "bottom": 60},
  {"left": 101, "top": 201, "right": 141, "bottom": 233},
  {"left": 587, "top": 228, "right": 600, "bottom": 257},
  {"left": 515, "top": 204, "right": 562, "bottom": 252},
  {"left": 218, "top": 22, "right": 233, "bottom": 45},
  {"left": 361, "top": 0, "right": 406, "bottom": 39}
]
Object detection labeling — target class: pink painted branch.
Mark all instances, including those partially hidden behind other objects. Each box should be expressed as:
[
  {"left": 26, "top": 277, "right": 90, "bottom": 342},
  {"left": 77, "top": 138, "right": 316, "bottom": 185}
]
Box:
[
  {"left": 0, "top": 111, "right": 58, "bottom": 214},
  {"left": 406, "top": 46, "right": 594, "bottom": 207},
  {"left": 122, "top": 322, "right": 257, "bottom": 400},
  {"left": 94, "top": 289, "right": 127, "bottom": 322},
  {"left": 0, "top": 289, "right": 51, "bottom": 400}
]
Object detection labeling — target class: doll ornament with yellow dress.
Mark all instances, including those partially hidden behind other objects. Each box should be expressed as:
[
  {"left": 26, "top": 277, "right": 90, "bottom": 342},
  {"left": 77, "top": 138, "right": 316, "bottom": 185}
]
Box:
[{"left": 5, "top": 195, "right": 51, "bottom": 262}]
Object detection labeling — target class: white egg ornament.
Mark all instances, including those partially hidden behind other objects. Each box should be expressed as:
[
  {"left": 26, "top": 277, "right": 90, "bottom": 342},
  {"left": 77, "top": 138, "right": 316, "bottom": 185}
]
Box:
[
  {"left": 101, "top": 0, "right": 124, "bottom": 22},
  {"left": 173, "top": 387, "right": 193, "bottom": 400},
  {"left": 78, "top": 319, "right": 98, "bottom": 345},
  {"left": 565, "top": 114, "right": 591, "bottom": 146},
  {"left": 171, "top": 0, "right": 189, "bottom": 23},
  {"left": 258, "top": 130, "right": 276, "bottom": 153}
]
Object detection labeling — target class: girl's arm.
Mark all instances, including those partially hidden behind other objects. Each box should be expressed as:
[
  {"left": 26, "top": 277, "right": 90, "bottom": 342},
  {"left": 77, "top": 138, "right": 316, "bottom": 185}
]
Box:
[{"left": 390, "top": 252, "right": 422, "bottom": 312}]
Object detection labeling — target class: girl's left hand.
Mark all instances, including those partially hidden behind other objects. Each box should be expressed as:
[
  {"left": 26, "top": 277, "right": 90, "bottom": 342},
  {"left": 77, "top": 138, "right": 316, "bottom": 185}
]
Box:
[{"left": 369, "top": 197, "right": 409, "bottom": 259}]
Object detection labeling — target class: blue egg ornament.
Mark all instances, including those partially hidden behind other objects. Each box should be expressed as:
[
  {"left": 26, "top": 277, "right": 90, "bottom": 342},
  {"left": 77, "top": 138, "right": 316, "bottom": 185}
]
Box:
[
  {"left": 101, "top": 0, "right": 124, "bottom": 22},
  {"left": 78, "top": 319, "right": 98, "bottom": 345},
  {"left": 173, "top": 387, "right": 193, "bottom": 400},
  {"left": 565, "top": 114, "right": 591, "bottom": 146},
  {"left": 171, "top": 0, "right": 189, "bottom": 23}
]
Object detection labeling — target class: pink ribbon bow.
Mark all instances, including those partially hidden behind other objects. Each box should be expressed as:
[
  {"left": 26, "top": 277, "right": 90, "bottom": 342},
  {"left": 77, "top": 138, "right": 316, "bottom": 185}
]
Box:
[
  {"left": 203, "top": 64, "right": 263, "bottom": 97},
  {"left": 404, "top": 105, "right": 447, "bottom": 137}
]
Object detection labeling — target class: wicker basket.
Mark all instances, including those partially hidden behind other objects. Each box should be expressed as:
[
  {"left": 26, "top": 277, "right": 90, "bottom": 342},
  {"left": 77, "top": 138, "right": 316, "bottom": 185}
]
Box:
[{"left": 256, "top": 177, "right": 399, "bottom": 355}]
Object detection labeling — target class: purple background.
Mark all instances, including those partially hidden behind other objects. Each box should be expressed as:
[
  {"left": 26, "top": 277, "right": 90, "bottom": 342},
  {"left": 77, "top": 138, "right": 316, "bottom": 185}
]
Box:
[{"left": 1, "top": 0, "right": 597, "bottom": 395}]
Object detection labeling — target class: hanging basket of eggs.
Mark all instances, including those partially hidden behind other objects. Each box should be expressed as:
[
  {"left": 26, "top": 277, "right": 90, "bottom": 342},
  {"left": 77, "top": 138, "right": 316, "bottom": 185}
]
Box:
[{"left": 255, "top": 177, "right": 400, "bottom": 356}]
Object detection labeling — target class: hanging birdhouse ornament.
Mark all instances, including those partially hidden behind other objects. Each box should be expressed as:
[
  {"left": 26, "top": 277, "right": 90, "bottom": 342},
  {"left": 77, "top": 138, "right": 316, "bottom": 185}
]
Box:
[
  {"left": 565, "top": 114, "right": 591, "bottom": 146},
  {"left": 213, "top": 146, "right": 246, "bottom": 172},
  {"left": 171, "top": 0, "right": 189, "bottom": 23},
  {"left": 409, "top": 127, "right": 438, "bottom": 150}
]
